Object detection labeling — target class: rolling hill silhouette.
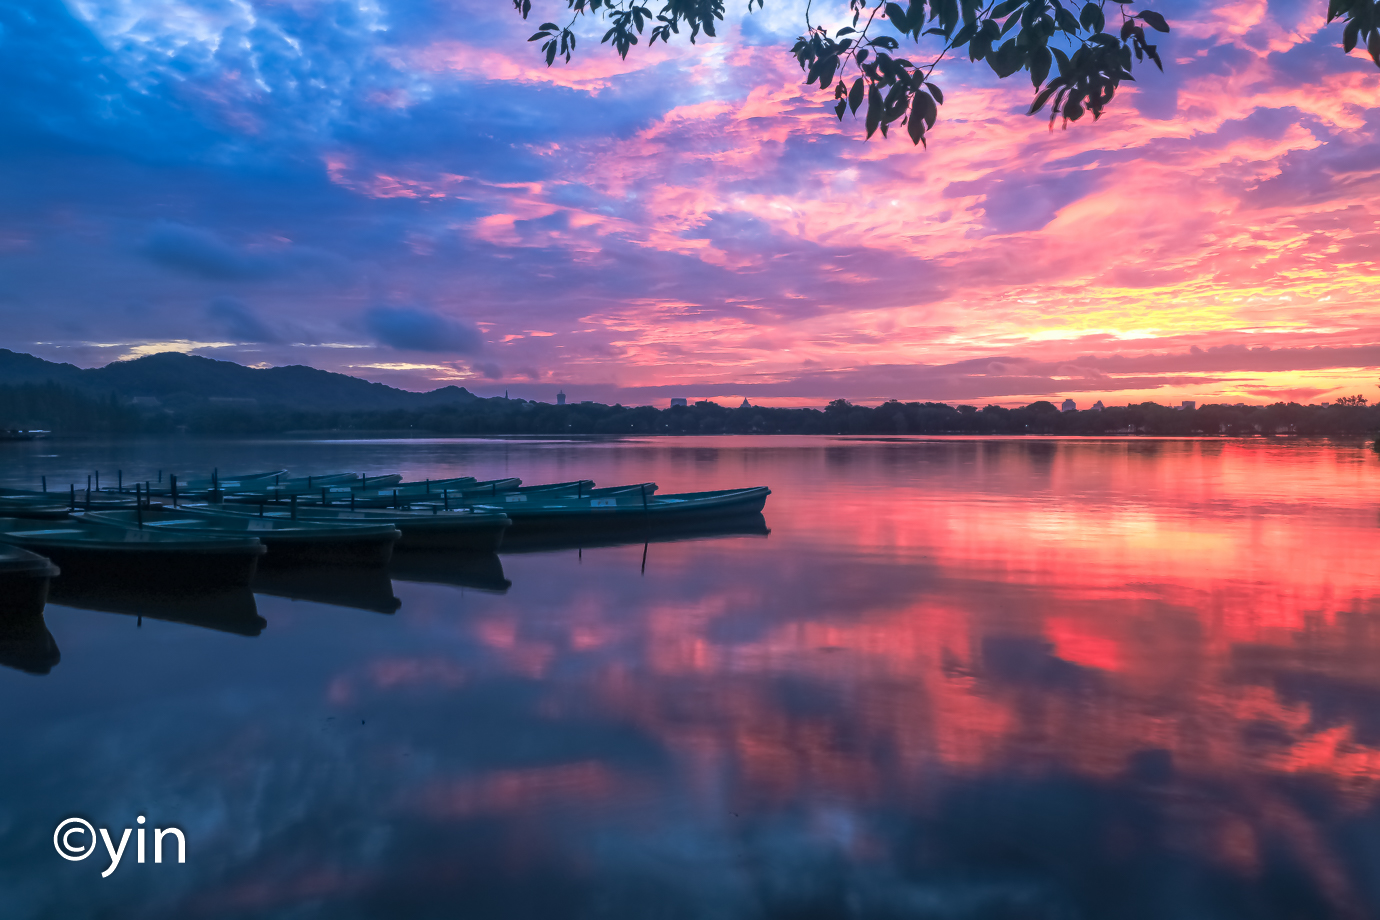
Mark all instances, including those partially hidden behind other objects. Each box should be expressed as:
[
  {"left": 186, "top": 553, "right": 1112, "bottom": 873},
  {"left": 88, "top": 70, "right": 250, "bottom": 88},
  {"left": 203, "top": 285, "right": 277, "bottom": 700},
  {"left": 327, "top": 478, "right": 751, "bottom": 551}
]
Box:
[{"left": 0, "top": 350, "right": 478, "bottom": 411}]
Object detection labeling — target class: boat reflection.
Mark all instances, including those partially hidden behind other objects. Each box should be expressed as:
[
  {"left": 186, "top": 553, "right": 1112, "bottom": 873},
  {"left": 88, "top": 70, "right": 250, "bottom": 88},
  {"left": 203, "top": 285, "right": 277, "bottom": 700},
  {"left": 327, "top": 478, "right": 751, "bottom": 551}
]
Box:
[
  {"left": 252, "top": 563, "right": 402, "bottom": 614},
  {"left": 496, "top": 512, "right": 770, "bottom": 554},
  {"left": 0, "top": 610, "right": 59, "bottom": 674},
  {"left": 48, "top": 582, "right": 265, "bottom": 636},
  {"left": 388, "top": 550, "right": 511, "bottom": 593}
]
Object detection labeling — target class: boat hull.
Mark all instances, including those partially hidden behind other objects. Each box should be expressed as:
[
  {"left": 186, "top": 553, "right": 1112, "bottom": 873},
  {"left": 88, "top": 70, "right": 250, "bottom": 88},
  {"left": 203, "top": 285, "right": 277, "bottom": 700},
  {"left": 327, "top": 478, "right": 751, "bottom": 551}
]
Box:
[
  {"left": 257, "top": 533, "right": 397, "bottom": 568},
  {"left": 27, "top": 544, "right": 262, "bottom": 589},
  {"left": 483, "top": 487, "right": 771, "bottom": 536}
]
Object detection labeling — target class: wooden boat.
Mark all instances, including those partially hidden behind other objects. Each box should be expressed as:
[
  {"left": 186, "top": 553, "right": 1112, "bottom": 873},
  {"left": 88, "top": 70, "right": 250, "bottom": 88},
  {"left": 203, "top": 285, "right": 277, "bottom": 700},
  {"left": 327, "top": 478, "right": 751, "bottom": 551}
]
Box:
[
  {"left": 251, "top": 564, "right": 401, "bottom": 614},
  {"left": 0, "top": 517, "right": 264, "bottom": 588},
  {"left": 79, "top": 508, "right": 401, "bottom": 567},
  {"left": 388, "top": 550, "right": 511, "bottom": 593},
  {"left": 170, "top": 472, "right": 404, "bottom": 503},
  {"left": 0, "top": 486, "right": 161, "bottom": 513},
  {"left": 0, "top": 543, "right": 60, "bottom": 619},
  {"left": 387, "top": 475, "right": 480, "bottom": 493},
  {"left": 0, "top": 497, "right": 74, "bottom": 520},
  {"left": 470, "top": 486, "right": 771, "bottom": 534},
  {"left": 339, "top": 477, "right": 524, "bottom": 509},
  {"left": 48, "top": 583, "right": 266, "bottom": 636},
  {"left": 150, "top": 470, "right": 286, "bottom": 493},
  {"left": 206, "top": 504, "right": 511, "bottom": 552}
]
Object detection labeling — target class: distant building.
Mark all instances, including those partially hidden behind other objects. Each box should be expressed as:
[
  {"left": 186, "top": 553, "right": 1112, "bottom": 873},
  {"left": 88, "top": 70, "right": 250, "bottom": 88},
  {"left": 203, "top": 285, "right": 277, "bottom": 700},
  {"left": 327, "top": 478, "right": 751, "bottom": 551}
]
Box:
[
  {"left": 739, "top": 399, "right": 751, "bottom": 409},
  {"left": 1181, "top": 400, "right": 1196, "bottom": 411},
  {"left": 670, "top": 397, "right": 688, "bottom": 407},
  {"left": 556, "top": 390, "right": 566, "bottom": 405},
  {"left": 1061, "top": 399, "right": 1077, "bottom": 412},
  {"left": 1091, "top": 400, "right": 1105, "bottom": 411}
]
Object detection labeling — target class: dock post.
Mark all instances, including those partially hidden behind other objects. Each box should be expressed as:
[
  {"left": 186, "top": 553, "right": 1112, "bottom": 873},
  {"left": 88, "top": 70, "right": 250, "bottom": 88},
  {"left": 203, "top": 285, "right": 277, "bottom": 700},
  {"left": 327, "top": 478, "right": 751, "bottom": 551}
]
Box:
[
  {"left": 170, "top": 474, "right": 178, "bottom": 508},
  {"left": 69, "top": 484, "right": 75, "bottom": 510},
  {"left": 136, "top": 485, "right": 143, "bottom": 529}
]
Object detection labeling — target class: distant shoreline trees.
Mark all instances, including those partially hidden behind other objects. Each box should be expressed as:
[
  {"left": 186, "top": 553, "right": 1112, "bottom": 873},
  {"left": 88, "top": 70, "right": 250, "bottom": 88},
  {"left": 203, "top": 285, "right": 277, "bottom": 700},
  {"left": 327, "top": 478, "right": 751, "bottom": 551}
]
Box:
[{"left": 4, "top": 383, "right": 1378, "bottom": 440}]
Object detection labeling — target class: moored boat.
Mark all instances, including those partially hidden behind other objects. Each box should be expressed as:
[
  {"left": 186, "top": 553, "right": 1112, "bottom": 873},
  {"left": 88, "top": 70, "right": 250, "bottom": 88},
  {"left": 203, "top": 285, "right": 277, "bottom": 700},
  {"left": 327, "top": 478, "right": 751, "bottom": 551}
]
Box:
[
  {"left": 0, "top": 517, "right": 265, "bottom": 588},
  {"left": 79, "top": 508, "right": 401, "bottom": 567},
  {"left": 470, "top": 486, "right": 771, "bottom": 535},
  {"left": 206, "top": 504, "right": 511, "bottom": 552}
]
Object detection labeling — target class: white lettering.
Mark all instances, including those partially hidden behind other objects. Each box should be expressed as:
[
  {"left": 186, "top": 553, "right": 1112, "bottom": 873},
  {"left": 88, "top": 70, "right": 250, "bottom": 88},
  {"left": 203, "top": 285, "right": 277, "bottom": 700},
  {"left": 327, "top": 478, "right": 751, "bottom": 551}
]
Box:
[
  {"left": 99, "top": 828, "right": 130, "bottom": 878},
  {"left": 155, "top": 828, "right": 185, "bottom": 864}
]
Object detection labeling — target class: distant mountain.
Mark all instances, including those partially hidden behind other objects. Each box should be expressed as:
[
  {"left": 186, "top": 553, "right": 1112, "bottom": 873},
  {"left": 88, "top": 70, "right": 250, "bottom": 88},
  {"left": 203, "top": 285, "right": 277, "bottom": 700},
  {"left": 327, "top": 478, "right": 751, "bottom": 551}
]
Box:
[{"left": 0, "top": 350, "right": 479, "bottom": 411}]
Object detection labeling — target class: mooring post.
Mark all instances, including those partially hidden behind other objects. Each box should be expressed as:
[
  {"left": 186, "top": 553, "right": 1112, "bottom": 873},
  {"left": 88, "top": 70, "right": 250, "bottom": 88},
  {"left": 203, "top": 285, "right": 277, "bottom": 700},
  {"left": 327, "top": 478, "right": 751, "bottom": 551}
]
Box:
[
  {"left": 69, "top": 484, "right": 75, "bottom": 510},
  {"left": 170, "top": 474, "right": 178, "bottom": 508},
  {"left": 136, "top": 485, "right": 143, "bottom": 529}
]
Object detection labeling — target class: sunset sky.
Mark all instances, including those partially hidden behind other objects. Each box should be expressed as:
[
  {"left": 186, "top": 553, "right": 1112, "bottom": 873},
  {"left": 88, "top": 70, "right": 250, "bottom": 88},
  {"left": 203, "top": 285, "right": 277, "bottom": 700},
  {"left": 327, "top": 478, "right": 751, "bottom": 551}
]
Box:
[{"left": 2, "top": 0, "right": 1378, "bottom": 407}]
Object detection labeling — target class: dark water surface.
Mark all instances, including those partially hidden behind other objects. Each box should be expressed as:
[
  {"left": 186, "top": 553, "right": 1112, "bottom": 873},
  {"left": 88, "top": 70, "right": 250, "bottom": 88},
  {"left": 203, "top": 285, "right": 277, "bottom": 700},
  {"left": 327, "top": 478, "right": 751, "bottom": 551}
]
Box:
[{"left": 4, "top": 436, "right": 1380, "bottom": 919}]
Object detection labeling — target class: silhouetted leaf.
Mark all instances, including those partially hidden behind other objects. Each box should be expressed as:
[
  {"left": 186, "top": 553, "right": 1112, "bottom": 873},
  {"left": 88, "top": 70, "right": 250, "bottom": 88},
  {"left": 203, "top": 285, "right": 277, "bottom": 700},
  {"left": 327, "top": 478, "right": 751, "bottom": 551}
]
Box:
[
  {"left": 849, "top": 77, "right": 866, "bottom": 114},
  {"left": 913, "top": 87, "right": 938, "bottom": 127},
  {"left": 1079, "top": 2, "right": 1105, "bottom": 33},
  {"left": 908, "top": 105, "right": 927, "bottom": 144},
  {"left": 1137, "top": 10, "right": 1169, "bottom": 32},
  {"left": 865, "top": 83, "right": 883, "bottom": 138},
  {"left": 1030, "top": 45, "right": 1052, "bottom": 88}
]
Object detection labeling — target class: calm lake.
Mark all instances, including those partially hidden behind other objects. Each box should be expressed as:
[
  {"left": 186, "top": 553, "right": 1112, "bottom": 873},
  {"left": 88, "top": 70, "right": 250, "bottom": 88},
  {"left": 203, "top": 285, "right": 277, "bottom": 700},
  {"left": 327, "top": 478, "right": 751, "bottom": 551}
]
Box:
[{"left": 4, "top": 435, "right": 1380, "bottom": 919}]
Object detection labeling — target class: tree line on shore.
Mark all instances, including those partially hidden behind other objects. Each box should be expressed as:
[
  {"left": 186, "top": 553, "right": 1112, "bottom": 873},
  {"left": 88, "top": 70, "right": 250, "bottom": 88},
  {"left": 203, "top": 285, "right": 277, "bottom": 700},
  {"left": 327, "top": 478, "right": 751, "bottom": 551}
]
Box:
[{"left": 1, "top": 382, "right": 1377, "bottom": 439}]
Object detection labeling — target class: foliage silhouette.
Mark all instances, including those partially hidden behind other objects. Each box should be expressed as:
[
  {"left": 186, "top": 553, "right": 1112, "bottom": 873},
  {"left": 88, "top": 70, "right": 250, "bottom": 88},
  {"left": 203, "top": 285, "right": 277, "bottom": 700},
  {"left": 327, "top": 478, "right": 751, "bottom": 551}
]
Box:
[{"left": 514, "top": 0, "right": 1380, "bottom": 145}]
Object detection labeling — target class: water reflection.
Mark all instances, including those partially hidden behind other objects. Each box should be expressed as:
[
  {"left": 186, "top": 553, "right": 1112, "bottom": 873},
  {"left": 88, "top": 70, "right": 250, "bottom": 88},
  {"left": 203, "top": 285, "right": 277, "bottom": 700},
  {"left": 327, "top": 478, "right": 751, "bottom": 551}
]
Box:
[
  {"left": 497, "top": 511, "right": 770, "bottom": 553},
  {"left": 0, "top": 610, "right": 59, "bottom": 675},
  {"left": 388, "top": 550, "right": 511, "bottom": 593},
  {"left": 3, "top": 438, "right": 1380, "bottom": 918},
  {"left": 50, "top": 582, "right": 266, "bottom": 636},
  {"left": 251, "top": 563, "right": 402, "bottom": 614}
]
